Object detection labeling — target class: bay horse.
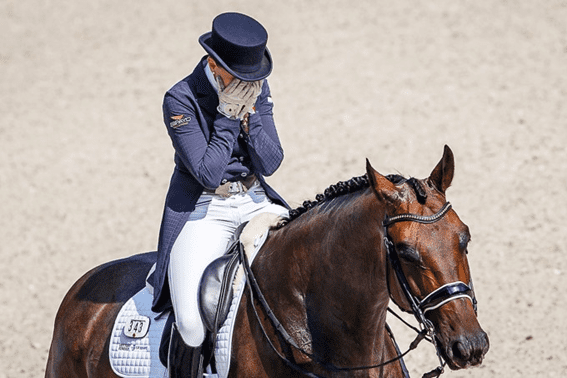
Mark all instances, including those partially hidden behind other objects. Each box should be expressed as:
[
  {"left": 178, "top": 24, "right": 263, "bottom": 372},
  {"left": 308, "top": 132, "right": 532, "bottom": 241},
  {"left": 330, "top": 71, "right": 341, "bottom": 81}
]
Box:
[{"left": 46, "top": 145, "right": 489, "bottom": 377}]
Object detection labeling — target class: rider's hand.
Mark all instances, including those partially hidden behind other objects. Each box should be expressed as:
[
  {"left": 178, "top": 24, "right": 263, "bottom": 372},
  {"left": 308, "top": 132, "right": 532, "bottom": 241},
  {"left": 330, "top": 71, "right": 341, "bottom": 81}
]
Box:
[
  {"left": 217, "top": 78, "right": 263, "bottom": 120},
  {"left": 242, "top": 80, "right": 263, "bottom": 115}
]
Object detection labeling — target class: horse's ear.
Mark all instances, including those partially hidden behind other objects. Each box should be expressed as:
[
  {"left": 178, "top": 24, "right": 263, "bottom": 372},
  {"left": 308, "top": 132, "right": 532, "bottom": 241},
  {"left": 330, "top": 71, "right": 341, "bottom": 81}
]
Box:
[
  {"left": 366, "top": 159, "right": 399, "bottom": 204},
  {"left": 429, "top": 145, "right": 455, "bottom": 194}
]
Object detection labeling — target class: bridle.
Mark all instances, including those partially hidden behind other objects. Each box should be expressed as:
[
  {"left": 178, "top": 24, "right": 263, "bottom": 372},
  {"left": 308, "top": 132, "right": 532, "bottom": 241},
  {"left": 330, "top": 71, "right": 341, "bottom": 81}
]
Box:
[
  {"left": 384, "top": 201, "right": 478, "bottom": 377},
  {"left": 240, "top": 201, "right": 478, "bottom": 378}
]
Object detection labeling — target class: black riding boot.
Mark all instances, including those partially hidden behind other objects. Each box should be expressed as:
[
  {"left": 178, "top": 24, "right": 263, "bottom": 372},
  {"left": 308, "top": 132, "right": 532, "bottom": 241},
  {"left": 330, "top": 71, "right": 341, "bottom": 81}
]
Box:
[{"left": 168, "top": 322, "right": 204, "bottom": 378}]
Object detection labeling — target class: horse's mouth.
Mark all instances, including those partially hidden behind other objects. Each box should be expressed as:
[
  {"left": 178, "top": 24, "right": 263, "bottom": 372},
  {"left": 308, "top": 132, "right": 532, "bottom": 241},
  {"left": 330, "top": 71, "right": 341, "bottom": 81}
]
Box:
[{"left": 436, "top": 333, "right": 490, "bottom": 370}]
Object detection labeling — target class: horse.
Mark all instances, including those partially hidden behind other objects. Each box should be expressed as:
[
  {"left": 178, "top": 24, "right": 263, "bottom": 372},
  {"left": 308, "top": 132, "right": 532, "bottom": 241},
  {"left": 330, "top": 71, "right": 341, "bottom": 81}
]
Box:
[{"left": 46, "top": 145, "right": 489, "bottom": 377}]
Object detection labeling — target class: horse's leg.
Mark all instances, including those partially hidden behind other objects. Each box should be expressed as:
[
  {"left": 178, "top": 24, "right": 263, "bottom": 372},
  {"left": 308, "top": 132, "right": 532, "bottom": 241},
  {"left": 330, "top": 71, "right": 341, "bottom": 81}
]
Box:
[{"left": 45, "top": 252, "right": 156, "bottom": 378}]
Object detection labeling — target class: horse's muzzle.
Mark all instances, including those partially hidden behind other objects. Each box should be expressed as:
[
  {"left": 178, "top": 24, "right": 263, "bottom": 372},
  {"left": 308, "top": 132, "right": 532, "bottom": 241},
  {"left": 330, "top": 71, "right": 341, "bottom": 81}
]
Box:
[{"left": 442, "top": 329, "right": 489, "bottom": 370}]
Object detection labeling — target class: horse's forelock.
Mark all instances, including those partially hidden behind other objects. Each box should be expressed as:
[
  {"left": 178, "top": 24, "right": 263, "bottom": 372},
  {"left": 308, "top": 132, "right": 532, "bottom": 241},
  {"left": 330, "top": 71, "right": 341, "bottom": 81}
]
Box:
[{"left": 407, "top": 177, "right": 428, "bottom": 204}]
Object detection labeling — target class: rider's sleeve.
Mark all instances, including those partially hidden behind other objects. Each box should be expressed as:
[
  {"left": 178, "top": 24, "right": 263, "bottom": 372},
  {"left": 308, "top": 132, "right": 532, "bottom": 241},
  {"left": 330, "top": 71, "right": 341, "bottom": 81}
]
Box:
[
  {"left": 244, "top": 80, "right": 284, "bottom": 176},
  {"left": 163, "top": 91, "right": 241, "bottom": 190}
]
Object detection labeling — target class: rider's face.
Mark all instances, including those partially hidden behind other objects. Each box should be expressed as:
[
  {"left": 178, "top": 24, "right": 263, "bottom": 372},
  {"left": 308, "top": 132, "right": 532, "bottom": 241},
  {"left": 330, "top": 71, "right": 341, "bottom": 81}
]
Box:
[{"left": 207, "top": 56, "right": 235, "bottom": 88}]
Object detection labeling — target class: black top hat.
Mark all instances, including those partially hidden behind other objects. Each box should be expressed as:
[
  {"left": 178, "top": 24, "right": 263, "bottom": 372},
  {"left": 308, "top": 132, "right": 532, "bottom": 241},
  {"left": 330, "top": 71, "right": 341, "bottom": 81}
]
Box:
[{"left": 199, "top": 12, "right": 272, "bottom": 82}]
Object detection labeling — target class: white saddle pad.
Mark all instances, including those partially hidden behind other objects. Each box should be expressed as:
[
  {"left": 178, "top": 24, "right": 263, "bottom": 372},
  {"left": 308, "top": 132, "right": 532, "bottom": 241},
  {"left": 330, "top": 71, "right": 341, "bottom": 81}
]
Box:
[
  {"left": 109, "top": 214, "right": 276, "bottom": 378},
  {"left": 109, "top": 288, "right": 169, "bottom": 378}
]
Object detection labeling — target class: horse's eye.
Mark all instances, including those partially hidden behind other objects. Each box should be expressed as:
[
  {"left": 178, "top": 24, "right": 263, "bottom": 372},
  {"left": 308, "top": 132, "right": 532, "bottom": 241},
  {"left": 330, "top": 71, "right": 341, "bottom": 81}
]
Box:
[
  {"left": 459, "top": 233, "right": 471, "bottom": 254},
  {"left": 396, "top": 244, "right": 421, "bottom": 264}
]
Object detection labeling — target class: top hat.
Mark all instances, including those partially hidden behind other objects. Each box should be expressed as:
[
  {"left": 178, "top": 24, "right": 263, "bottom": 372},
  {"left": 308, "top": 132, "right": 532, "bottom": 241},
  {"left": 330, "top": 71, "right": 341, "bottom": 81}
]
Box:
[{"left": 199, "top": 12, "right": 272, "bottom": 81}]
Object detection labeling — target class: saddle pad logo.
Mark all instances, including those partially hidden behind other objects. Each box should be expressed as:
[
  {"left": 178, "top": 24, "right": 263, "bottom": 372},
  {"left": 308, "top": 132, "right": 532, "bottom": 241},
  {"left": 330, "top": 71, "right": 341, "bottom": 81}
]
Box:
[{"left": 170, "top": 114, "right": 191, "bottom": 128}]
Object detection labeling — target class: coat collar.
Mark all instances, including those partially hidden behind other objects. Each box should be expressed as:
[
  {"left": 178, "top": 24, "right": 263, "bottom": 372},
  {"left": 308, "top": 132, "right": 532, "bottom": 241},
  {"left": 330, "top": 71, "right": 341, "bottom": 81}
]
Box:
[{"left": 192, "top": 56, "right": 219, "bottom": 115}]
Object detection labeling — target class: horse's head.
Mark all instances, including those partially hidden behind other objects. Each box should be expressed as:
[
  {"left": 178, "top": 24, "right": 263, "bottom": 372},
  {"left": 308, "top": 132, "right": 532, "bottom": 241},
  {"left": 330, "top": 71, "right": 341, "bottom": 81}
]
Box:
[{"left": 366, "top": 145, "right": 489, "bottom": 370}]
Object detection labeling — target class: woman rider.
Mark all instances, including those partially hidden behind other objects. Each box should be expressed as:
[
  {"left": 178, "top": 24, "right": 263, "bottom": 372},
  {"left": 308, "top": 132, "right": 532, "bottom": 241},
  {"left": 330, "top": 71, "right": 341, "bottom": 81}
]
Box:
[{"left": 152, "top": 12, "right": 289, "bottom": 377}]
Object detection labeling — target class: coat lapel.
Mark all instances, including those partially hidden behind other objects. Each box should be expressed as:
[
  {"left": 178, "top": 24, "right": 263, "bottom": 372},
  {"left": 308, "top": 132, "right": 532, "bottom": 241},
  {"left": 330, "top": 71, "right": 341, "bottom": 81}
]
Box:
[{"left": 193, "top": 57, "right": 219, "bottom": 117}]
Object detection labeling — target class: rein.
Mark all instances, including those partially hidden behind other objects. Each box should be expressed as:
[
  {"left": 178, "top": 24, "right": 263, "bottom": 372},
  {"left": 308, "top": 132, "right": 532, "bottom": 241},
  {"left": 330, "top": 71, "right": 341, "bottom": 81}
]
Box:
[{"left": 240, "top": 201, "right": 476, "bottom": 378}]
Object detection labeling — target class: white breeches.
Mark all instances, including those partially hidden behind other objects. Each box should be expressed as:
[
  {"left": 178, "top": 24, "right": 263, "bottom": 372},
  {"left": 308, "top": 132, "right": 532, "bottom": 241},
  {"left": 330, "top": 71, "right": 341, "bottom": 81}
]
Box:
[{"left": 167, "top": 183, "right": 288, "bottom": 346}]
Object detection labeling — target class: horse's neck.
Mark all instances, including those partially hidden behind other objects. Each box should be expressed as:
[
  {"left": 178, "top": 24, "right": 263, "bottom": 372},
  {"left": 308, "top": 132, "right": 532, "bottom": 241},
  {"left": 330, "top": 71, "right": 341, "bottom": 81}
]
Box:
[{"left": 259, "top": 190, "right": 392, "bottom": 367}]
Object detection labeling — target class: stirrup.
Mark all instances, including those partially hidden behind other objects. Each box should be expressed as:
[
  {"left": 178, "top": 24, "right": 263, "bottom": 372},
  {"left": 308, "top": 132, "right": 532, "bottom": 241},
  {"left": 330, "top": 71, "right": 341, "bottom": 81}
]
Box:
[{"left": 167, "top": 322, "right": 204, "bottom": 378}]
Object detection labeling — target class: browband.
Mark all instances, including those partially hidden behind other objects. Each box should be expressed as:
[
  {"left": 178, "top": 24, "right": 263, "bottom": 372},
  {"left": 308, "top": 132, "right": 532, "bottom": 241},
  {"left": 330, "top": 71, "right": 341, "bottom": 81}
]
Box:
[{"left": 383, "top": 202, "right": 452, "bottom": 227}]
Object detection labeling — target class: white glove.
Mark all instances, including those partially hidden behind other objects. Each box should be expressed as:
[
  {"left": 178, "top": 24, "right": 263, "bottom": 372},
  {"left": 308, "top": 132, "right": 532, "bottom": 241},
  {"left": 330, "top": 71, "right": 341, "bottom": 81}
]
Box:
[
  {"left": 244, "top": 79, "right": 263, "bottom": 113},
  {"left": 217, "top": 78, "right": 263, "bottom": 120}
]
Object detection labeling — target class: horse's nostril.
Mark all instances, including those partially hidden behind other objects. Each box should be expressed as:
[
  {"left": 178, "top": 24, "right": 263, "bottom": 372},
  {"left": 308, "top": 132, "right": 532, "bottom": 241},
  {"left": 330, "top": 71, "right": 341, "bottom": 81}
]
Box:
[
  {"left": 482, "top": 331, "right": 490, "bottom": 350},
  {"left": 451, "top": 340, "right": 470, "bottom": 361},
  {"left": 480, "top": 331, "right": 490, "bottom": 357}
]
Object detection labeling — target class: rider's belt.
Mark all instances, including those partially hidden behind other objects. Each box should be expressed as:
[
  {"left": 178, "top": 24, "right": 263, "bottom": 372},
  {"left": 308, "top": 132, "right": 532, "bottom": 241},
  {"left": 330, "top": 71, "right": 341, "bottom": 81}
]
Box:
[{"left": 204, "top": 174, "right": 257, "bottom": 198}]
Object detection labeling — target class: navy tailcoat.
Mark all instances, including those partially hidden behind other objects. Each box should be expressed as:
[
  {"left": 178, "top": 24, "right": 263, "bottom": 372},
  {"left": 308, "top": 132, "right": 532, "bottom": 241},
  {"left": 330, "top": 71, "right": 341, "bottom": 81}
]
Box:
[{"left": 152, "top": 57, "right": 289, "bottom": 312}]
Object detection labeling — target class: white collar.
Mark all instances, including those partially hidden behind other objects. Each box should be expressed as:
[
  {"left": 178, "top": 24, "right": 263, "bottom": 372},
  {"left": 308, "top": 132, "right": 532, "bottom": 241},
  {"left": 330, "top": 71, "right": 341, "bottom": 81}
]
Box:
[{"left": 204, "top": 62, "right": 221, "bottom": 93}]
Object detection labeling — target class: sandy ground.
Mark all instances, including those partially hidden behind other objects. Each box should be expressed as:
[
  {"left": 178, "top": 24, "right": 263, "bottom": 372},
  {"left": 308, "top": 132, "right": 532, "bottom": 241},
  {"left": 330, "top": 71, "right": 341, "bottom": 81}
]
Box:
[{"left": 1, "top": 0, "right": 566, "bottom": 377}]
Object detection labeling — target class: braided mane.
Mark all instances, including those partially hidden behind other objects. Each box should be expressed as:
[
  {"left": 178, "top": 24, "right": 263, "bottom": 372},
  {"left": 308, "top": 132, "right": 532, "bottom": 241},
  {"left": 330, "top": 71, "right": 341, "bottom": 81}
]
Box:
[
  {"left": 276, "top": 173, "right": 428, "bottom": 228},
  {"left": 276, "top": 175, "right": 369, "bottom": 228}
]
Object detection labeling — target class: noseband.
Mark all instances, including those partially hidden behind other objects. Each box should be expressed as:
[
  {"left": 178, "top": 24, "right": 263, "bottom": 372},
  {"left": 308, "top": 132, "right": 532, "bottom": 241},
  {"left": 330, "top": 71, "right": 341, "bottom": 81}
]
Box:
[{"left": 383, "top": 201, "right": 478, "bottom": 377}]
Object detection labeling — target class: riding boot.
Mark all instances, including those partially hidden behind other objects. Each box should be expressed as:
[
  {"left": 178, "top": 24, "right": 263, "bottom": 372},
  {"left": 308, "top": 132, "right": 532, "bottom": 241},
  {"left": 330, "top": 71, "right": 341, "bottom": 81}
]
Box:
[{"left": 167, "top": 322, "right": 204, "bottom": 378}]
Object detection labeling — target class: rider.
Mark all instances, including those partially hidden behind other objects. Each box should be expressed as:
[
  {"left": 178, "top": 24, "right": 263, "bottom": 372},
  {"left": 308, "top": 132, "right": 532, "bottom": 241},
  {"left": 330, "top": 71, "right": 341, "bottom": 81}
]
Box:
[{"left": 151, "top": 12, "right": 289, "bottom": 378}]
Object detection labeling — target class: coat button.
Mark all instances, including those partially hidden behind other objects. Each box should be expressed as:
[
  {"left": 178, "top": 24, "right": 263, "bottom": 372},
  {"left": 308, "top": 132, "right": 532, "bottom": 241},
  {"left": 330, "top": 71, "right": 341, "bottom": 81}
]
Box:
[
  {"left": 241, "top": 172, "right": 247, "bottom": 177},
  {"left": 221, "top": 179, "right": 228, "bottom": 184}
]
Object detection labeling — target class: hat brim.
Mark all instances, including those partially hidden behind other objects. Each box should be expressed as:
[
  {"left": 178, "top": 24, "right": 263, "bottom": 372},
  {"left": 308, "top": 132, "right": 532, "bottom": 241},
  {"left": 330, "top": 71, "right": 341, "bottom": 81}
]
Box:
[{"left": 199, "top": 32, "right": 272, "bottom": 82}]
